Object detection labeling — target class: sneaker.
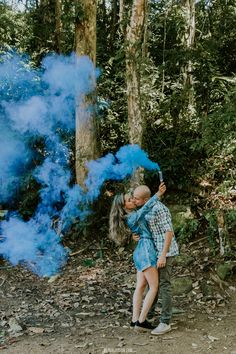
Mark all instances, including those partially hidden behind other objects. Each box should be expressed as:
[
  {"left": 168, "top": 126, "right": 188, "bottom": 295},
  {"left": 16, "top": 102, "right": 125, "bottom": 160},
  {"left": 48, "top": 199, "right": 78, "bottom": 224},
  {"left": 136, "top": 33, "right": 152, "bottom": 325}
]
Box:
[
  {"left": 151, "top": 322, "right": 171, "bottom": 335},
  {"left": 130, "top": 321, "right": 136, "bottom": 328},
  {"left": 135, "top": 320, "right": 155, "bottom": 332}
]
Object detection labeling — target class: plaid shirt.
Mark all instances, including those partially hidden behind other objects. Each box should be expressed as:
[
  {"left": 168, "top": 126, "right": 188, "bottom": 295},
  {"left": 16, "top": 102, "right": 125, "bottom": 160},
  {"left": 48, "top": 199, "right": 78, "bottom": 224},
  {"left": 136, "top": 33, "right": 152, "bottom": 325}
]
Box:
[{"left": 145, "top": 200, "right": 179, "bottom": 258}]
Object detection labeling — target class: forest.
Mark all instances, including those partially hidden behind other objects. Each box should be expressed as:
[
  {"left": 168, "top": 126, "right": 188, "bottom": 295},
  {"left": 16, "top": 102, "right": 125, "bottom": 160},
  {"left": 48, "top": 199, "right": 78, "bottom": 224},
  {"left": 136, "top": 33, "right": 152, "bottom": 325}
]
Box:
[
  {"left": 1, "top": 0, "right": 235, "bottom": 259},
  {"left": 0, "top": 0, "right": 236, "bottom": 353}
]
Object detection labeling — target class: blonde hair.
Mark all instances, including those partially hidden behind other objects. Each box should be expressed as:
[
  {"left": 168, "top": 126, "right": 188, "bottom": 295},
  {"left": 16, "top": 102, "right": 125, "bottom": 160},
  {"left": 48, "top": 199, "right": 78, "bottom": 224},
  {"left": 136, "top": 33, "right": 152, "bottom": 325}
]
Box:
[{"left": 109, "top": 194, "right": 131, "bottom": 246}]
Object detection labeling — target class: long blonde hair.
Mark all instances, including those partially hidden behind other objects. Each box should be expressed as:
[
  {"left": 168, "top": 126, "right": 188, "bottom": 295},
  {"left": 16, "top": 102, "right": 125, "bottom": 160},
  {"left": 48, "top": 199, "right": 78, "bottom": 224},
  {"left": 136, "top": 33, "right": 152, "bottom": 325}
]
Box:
[{"left": 109, "top": 194, "right": 131, "bottom": 246}]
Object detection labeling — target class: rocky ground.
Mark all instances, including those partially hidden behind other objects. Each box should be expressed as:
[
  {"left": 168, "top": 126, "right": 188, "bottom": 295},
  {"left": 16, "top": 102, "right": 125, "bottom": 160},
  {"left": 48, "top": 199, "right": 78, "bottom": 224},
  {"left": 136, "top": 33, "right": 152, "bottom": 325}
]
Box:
[{"left": 0, "top": 236, "right": 236, "bottom": 354}]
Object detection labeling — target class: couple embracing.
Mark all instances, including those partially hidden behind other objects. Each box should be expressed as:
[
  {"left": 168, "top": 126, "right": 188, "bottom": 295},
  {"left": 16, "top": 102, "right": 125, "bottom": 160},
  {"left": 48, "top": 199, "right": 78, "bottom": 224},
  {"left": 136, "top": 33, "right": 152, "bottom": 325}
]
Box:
[{"left": 109, "top": 183, "right": 179, "bottom": 335}]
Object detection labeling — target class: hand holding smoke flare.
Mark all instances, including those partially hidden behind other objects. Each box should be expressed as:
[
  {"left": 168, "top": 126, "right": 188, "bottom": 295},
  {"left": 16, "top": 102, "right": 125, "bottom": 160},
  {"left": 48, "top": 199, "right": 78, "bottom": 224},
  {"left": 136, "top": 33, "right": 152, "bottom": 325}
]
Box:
[{"left": 0, "top": 52, "right": 161, "bottom": 277}]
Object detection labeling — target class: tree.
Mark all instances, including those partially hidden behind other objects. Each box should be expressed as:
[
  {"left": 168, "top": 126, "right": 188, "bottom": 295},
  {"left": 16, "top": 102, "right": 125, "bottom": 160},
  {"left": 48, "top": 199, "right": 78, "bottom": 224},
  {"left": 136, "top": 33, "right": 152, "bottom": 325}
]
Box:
[
  {"left": 74, "top": 0, "right": 99, "bottom": 186},
  {"left": 125, "top": 0, "right": 148, "bottom": 184},
  {"left": 126, "top": 0, "right": 147, "bottom": 146},
  {"left": 180, "top": 0, "right": 196, "bottom": 121}
]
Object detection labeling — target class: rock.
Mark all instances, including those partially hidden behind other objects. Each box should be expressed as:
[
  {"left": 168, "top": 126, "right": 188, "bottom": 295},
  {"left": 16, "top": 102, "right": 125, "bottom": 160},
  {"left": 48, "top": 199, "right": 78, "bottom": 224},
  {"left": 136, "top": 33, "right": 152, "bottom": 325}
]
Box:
[
  {"left": 215, "top": 262, "right": 235, "bottom": 280},
  {"left": 172, "top": 277, "right": 193, "bottom": 295},
  {"left": 28, "top": 327, "right": 45, "bottom": 334},
  {"left": 75, "top": 343, "right": 89, "bottom": 349},
  {"left": 168, "top": 205, "right": 195, "bottom": 229},
  {"left": 192, "top": 343, "right": 198, "bottom": 348}
]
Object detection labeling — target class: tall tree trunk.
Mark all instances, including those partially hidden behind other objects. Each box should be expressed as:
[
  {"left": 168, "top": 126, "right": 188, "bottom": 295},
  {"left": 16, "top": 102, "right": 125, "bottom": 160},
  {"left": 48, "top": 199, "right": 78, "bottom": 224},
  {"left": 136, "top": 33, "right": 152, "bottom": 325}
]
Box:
[
  {"left": 75, "top": 0, "right": 96, "bottom": 62},
  {"left": 54, "top": 0, "right": 62, "bottom": 53},
  {"left": 119, "top": 0, "right": 126, "bottom": 36},
  {"left": 126, "top": 0, "right": 147, "bottom": 185},
  {"left": 180, "top": 0, "right": 196, "bottom": 120},
  {"left": 126, "top": 0, "right": 147, "bottom": 145},
  {"left": 74, "top": 0, "right": 99, "bottom": 186}
]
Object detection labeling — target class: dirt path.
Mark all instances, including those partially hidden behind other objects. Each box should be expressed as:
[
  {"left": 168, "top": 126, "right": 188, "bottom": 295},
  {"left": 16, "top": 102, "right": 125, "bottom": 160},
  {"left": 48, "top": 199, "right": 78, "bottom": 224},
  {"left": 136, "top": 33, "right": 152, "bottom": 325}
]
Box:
[
  {"left": 3, "top": 296, "right": 236, "bottom": 354},
  {"left": 0, "top": 243, "right": 236, "bottom": 354}
]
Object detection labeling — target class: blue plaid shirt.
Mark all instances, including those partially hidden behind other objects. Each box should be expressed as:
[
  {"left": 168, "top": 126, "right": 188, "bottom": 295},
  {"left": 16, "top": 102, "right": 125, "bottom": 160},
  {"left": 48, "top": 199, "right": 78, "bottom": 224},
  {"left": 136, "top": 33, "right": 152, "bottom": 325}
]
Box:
[{"left": 145, "top": 199, "right": 179, "bottom": 258}]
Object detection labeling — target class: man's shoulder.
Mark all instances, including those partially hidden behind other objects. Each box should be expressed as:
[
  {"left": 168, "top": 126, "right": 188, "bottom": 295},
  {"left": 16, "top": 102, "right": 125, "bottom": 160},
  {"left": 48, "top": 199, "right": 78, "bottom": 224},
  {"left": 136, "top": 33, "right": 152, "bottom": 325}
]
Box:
[{"left": 151, "top": 199, "right": 167, "bottom": 210}]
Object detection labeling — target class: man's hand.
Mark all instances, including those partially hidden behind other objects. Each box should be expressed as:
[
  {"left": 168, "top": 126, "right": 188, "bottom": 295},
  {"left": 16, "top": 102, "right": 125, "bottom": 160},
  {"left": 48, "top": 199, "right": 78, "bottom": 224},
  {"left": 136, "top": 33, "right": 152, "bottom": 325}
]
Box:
[
  {"left": 157, "top": 255, "right": 166, "bottom": 268},
  {"left": 132, "top": 234, "right": 140, "bottom": 242},
  {"left": 157, "top": 182, "right": 166, "bottom": 198}
]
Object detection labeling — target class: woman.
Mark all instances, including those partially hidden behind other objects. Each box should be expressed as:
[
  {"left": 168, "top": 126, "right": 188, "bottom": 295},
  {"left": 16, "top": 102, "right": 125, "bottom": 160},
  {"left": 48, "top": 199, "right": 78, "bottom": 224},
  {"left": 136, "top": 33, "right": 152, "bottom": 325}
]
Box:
[{"left": 109, "top": 186, "right": 164, "bottom": 331}]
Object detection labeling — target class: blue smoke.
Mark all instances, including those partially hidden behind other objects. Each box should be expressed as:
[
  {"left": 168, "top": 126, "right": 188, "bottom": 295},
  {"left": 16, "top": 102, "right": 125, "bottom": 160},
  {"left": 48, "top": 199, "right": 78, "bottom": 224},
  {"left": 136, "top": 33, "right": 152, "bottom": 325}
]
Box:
[
  {"left": 85, "top": 145, "right": 160, "bottom": 201},
  {"left": 0, "top": 51, "right": 160, "bottom": 277}
]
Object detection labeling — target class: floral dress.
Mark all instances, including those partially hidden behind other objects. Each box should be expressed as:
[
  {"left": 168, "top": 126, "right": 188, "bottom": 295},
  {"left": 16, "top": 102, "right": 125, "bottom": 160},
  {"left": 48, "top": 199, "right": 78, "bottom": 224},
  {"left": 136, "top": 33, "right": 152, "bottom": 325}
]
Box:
[{"left": 126, "top": 195, "right": 158, "bottom": 272}]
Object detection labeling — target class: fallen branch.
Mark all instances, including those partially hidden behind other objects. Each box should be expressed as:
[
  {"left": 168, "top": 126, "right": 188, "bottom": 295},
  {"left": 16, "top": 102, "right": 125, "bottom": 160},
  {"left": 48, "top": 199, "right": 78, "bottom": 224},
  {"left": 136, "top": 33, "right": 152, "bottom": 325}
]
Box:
[
  {"left": 189, "top": 236, "right": 208, "bottom": 246},
  {"left": 69, "top": 241, "right": 96, "bottom": 257}
]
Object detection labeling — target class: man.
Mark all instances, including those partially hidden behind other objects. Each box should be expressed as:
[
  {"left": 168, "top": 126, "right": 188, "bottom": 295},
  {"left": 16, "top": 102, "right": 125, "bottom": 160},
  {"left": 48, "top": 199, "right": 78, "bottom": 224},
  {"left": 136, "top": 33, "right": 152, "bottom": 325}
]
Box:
[{"left": 132, "top": 184, "right": 179, "bottom": 335}]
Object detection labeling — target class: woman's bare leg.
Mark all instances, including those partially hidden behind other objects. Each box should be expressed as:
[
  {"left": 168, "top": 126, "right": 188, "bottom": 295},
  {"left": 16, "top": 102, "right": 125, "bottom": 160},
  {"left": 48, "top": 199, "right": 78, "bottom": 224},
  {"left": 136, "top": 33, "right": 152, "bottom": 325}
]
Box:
[
  {"left": 138, "top": 267, "right": 158, "bottom": 323},
  {"left": 132, "top": 271, "right": 147, "bottom": 322}
]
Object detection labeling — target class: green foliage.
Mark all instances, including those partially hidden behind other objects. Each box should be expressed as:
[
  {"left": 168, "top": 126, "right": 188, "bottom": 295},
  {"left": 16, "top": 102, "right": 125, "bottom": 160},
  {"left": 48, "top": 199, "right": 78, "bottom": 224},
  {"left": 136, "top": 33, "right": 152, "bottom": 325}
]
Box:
[
  {"left": 225, "top": 210, "right": 236, "bottom": 232},
  {"left": 0, "top": 4, "right": 29, "bottom": 53},
  {"left": 98, "top": 53, "right": 129, "bottom": 154},
  {"left": 82, "top": 258, "right": 96, "bottom": 267},
  {"left": 176, "top": 218, "right": 199, "bottom": 244},
  {"left": 1, "top": 0, "right": 236, "bottom": 253},
  {"left": 203, "top": 209, "right": 218, "bottom": 249},
  {"left": 193, "top": 87, "right": 236, "bottom": 201}
]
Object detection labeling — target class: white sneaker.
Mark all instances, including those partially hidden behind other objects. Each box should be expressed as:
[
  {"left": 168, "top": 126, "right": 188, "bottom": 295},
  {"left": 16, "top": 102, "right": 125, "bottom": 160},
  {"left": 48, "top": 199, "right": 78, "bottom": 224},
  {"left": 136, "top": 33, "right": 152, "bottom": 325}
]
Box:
[{"left": 151, "top": 323, "right": 171, "bottom": 335}]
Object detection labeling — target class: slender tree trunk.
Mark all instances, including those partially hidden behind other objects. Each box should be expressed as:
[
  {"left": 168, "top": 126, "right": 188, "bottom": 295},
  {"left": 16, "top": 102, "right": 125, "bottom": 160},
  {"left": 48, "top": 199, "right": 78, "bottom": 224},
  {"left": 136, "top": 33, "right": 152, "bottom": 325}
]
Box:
[
  {"left": 161, "top": 3, "right": 172, "bottom": 95},
  {"left": 180, "top": 0, "right": 196, "bottom": 120},
  {"left": 54, "top": 0, "right": 62, "bottom": 53},
  {"left": 126, "top": 0, "right": 147, "bottom": 145},
  {"left": 126, "top": 0, "right": 147, "bottom": 185},
  {"left": 119, "top": 0, "right": 125, "bottom": 36},
  {"left": 75, "top": 0, "right": 99, "bottom": 186},
  {"left": 142, "top": 1, "right": 149, "bottom": 58}
]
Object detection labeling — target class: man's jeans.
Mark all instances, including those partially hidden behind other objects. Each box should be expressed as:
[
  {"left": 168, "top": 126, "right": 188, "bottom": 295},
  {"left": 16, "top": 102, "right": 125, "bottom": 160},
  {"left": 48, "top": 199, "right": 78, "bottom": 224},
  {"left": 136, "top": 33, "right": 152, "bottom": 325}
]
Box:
[{"left": 150, "top": 256, "right": 174, "bottom": 325}]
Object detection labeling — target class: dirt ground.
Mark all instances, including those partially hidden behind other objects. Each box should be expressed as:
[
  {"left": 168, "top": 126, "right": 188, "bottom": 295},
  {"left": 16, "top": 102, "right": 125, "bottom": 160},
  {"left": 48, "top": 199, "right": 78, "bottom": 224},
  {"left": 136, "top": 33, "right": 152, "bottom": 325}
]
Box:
[{"left": 0, "top": 239, "right": 236, "bottom": 354}]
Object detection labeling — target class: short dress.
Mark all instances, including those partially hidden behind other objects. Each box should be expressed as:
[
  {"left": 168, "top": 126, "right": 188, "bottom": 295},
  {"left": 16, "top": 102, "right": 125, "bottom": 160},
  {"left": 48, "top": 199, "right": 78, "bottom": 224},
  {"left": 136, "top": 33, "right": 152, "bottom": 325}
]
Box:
[{"left": 126, "top": 195, "right": 158, "bottom": 272}]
